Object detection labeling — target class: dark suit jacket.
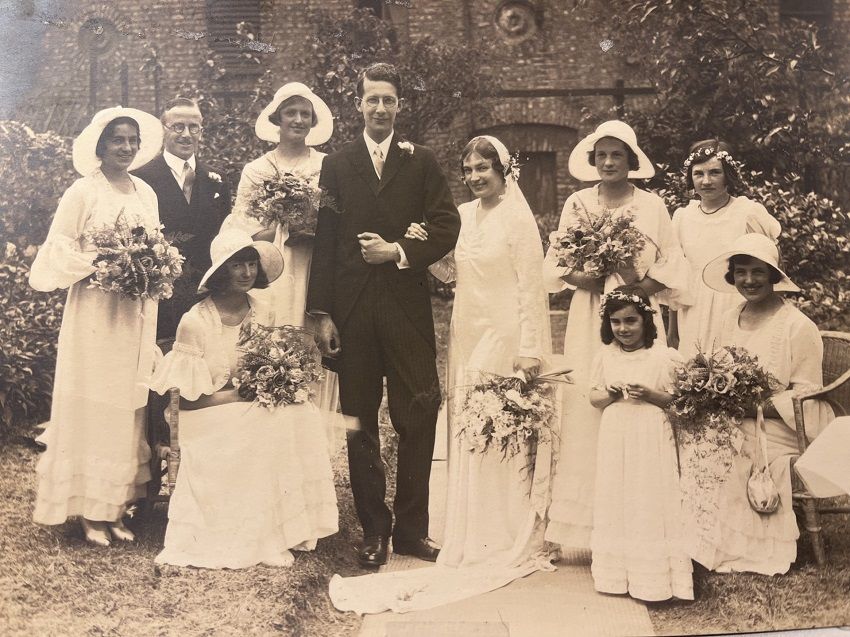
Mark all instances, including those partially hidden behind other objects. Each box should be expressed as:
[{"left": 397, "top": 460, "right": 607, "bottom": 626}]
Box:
[
  {"left": 133, "top": 154, "right": 231, "bottom": 338},
  {"left": 307, "top": 133, "right": 460, "bottom": 351}
]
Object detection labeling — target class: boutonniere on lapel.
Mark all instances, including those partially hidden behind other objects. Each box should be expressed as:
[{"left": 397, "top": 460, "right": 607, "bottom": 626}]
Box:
[
  {"left": 397, "top": 141, "right": 415, "bottom": 157},
  {"left": 208, "top": 171, "right": 222, "bottom": 183}
]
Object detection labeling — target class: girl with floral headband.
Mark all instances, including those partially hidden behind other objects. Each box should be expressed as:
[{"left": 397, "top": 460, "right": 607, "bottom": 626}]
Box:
[
  {"left": 589, "top": 284, "right": 693, "bottom": 601},
  {"left": 666, "top": 139, "right": 781, "bottom": 358}
]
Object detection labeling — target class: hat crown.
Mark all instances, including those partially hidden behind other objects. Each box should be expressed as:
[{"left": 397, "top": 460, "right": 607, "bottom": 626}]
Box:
[
  {"left": 209, "top": 230, "right": 252, "bottom": 263},
  {"left": 594, "top": 120, "right": 638, "bottom": 147},
  {"left": 730, "top": 233, "right": 780, "bottom": 266}
]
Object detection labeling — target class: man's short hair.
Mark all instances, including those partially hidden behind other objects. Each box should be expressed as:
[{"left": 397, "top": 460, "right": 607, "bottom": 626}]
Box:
[
  {"left": 356, "top": 63, "right": 402, "bottom": 98},
  {"left": 160, "top": 97, "right": 202, "bottom": 123}
]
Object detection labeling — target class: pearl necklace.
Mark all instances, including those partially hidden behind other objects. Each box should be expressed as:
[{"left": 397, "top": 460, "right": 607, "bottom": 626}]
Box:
[{"left": 699, "top": 194, "right": 732, "bottom": 215}]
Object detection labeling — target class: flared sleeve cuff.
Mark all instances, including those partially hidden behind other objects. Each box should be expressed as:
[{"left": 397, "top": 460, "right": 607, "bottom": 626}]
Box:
[
  {"left": 542, "top": 246, "right": 573, "bottom": 293},
  {"left": 646, "top": 249, "right": 690, "bottom": 299},
  {"left": 29, "top": 237, "right": 97, "bottom": 291},
  {"left": 150, "top": 344, "right": 217, "bottom": 401},
  {"left": 428, "top": 252, "right": 456, "bottom": 284},
  {"left": 220, "top": 211, "right": 266, "bottom": 239}
]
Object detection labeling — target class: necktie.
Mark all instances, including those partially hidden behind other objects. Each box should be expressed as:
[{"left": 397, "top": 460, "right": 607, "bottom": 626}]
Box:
[
  {"left": 182, "top": 161, "right": 195, "bottom": 203},
  {"left": 373, "top": 146, "right": 384, "bottom": 179}
]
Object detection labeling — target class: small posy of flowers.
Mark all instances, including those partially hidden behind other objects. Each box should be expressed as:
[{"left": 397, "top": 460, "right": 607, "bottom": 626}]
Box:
[
  {"left": 85, "top": 209, "right": 184, "bottom": 301},
  {"left": 397, "top": 140, "right": 415, "bottom": 156},
  {"left": 232, "top": 323, "right": 325, "bottom": 409},
  {"left": 455, "top": 369, "right": 570, "bottom": 473},
  {"left": 549, "top": 203, "right": 646, "bottom": 278},
  {"left": 246, "top": 172, "right": 321, "bottom": 240}
]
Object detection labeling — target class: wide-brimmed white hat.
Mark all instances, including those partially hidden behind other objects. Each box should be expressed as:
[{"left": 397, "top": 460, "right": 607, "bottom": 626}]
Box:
[
  {"left": 198, "top": 230, "right": 284, "bottom": 293},
  {"left": 568, "top": 120, "right": 655, "bottom": 182},
  {"left": 702, "top": 233, "right": 799, "bottom": 294},
  {"left": 255, "top": 83, "right": 333, "bottom": 146},
  {"left": 72, "top": 106, "right": 163, "bottom": 176}
]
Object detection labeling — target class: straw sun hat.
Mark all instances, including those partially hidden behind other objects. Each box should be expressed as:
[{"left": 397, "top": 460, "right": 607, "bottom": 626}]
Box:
[
  {"left": 702, "top": 233, "right": 799, "bottom": 294},
  {"left": 568, "top": 120, "right": 655, "bottom": 182},
  {"left": 198, "top": 230, "right": 284, "bottom": 293},
  {"left": 254, "top": 82, "right": 333, "bottom": 146},
  {"left": 72, "top": 106, "right": 163, "bottom": 176}
]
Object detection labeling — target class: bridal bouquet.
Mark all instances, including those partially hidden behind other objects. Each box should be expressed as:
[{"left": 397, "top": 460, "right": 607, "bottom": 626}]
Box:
[
  {"left": 246, "top": 172, "right": 320, "bottom": 240},
  {"left": 549, "top": 203, "right": 646, "bottom": 278},
  {"left": 669, "top": 345, "right": 775, "bottom": 533},
  {"left": 455, "top": 369, "right": 571, "bottom": 466},
  {"left": 233, "top": 323, "right": 325, "bottom": 409},
  {"left": 85, "top": 210, "right": 183, "bottom": 301}
]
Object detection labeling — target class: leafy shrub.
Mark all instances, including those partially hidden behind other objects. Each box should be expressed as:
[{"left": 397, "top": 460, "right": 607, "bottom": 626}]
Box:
[
  {"left": 657, "top": 170, "right": 850, "bottom": 330},
  {"left": 0, "top": 121, "right": 74, "bottom": 248},
  {"left": 0, "top": 243, "right": 64, "bottom": 436}
]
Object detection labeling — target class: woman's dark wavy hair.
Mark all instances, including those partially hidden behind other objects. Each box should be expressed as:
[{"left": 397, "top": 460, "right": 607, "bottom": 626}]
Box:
[
  {"left": 685, "top": 138, "right": 745, "bottom": 195},
  {"left": 95, "top": 116, "right": 140, "bottom": 158},
  {"left": 724, "top": 254, "right": 783, "bottom": 286},
  {"left": 204, "top": 246, "right": 270, "bottom": 294},
  {"left": 587, "top": 137, "right": 640, "bottom": 171},
  {"left": 268, "top": 95, "right": 318, "bottom": 127},
  {"left": 460, "top": 136, "right": 506, "bottom": 183},
  {"left": 600, "top": 284, "right": 658, "bottom": 348}
]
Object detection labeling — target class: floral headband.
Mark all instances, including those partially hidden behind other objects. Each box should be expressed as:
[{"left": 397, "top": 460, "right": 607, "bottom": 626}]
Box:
[
  {"left": 503, "top": 152, "right": 521, "bottom": 181},
  {"left": 598, "top": 290, "right": 657, "bottom": 318},
  {"left": 683, "top": 147, "right": 743, "bottom": 172}
]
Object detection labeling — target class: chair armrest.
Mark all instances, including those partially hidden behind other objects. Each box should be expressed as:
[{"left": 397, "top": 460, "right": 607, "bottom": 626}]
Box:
[
  {"left": 792, "top": 367, "right": 850, "bottom": 452},
  {"left": 165, "top": 387, "right": 180, "bottom": 490}
]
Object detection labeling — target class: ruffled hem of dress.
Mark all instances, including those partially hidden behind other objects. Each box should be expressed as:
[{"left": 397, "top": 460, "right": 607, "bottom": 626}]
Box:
[
  {"left": 33, "top": 477, "right": 148, "bottom": 525},
  {"left": 592, "top": 558, "right": 694, "bottom": 601},
  {"left": 155, "top": 547, "right": 296, "bottom": 569}
]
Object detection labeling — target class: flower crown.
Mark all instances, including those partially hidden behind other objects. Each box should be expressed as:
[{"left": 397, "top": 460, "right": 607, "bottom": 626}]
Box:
[
  {"left": 683, "top": 147, "right": 743, "bottom": 172},
  {"left": 598, "top": 290, "right": 657, "bottom": 318}
]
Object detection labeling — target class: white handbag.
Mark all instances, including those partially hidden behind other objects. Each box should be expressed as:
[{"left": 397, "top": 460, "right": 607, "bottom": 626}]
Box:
[{"left": 747, "top": 404, "right": 781, "bottom": 514}]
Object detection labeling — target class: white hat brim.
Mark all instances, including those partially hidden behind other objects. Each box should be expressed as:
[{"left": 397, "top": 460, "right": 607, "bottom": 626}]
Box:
[
  {"left": 72, "top": 107, "right": 163, "bottom": 177},
  {"left": 568, "top": 131, "right": 655, "bottom": 182},
  {"left": 702, "top": 247, "right": 800, "bottom": 294},
  {"left": 198, "top": 239, "right": 284, "bottom": 293},
  {"left": 255, "top": 83, "right": 333, "bottom": 146}
]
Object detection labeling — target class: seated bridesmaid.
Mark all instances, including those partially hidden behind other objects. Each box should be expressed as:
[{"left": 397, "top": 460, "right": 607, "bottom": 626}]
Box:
[
  {"left": 150, "top": 230, "right": 338, "bottom": 568},
  {"left": 686, "top": 234, "right": 833, "bottom": 575}
]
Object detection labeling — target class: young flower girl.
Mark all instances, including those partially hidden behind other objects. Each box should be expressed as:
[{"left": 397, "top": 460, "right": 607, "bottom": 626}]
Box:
[{"left": 588, "top": 285, "right": 693, "bottom": 601}]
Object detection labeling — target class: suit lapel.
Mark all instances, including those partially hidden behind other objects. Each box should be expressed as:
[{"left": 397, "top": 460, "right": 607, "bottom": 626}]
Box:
[
  {"left": 378, "top": 133, "right": 403, "bottom": 193},
  {"left": 348, "top": 138, "right": 379, "bottom": 197}
]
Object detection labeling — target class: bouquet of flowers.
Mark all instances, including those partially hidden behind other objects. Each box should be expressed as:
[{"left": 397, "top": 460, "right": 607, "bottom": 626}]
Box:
[
  {"left": 232, "top": 323, "right": 325, "bottom": 409},
  {"left": 85, "top": 210, "right": 183, "bottom": 301},
  {"left": 245, "top": 172, "right": 321, "bottom": 240},
  {"left": 548, "top": 202, "right": 646, "bottom": 278},
  {"left": 669, "top": 345, "right": 775, "bottom": 534},
  {"left": 668, "top": 345, "right": 775, "bottom": 438},
  {"left": 455, "top": 368, "right": 570, "bottom": 469}
]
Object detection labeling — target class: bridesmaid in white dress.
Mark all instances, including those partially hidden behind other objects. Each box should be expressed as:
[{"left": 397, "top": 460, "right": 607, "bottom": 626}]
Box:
[
  {"left": 221, "top": 83, "right": 339, "bottom": 422},
  {"left": 666, "top": 139, "right": 781, "bottom": 358},
  {"left": 328, "top": 135, "right": 554, "bottom": 613},
  {"left": 29, "top": 107, "right": 163, "bottom": 546},
  {"left": 543, "top": 121, "right": 689, "bottom": 550},
  {"left": 150, "top": 230, "right": 338, "bottom": 569}
]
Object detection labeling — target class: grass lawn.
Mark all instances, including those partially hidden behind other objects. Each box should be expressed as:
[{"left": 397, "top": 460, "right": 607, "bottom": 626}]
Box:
[{"left": 1, "top": 294, "right": 848, "bottom": 636}]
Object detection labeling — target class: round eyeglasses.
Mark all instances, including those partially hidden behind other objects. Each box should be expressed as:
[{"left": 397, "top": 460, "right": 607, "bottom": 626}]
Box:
[{"left": 166, "top": 123, "right": 203, "bottom": 135}]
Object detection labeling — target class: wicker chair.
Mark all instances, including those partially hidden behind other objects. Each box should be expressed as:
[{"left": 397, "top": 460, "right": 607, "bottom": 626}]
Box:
[
  {"left": 791, "top": 330, "right": 850, "bottom": 567},
  {"left": 144, "top": 339, "right": 182, "bottom": 514}
]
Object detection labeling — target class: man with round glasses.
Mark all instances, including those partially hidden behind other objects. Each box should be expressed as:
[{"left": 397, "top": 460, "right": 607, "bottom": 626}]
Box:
[{"left": 134, "top": 96, "right": 231, "bottom": 339}]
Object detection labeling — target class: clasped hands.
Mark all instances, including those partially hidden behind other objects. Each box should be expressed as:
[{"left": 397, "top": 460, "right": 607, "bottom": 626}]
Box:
[
  {"left": 358, "top": 232, "right": 399, "bottom": 265},
  {"left": 607, "top": 383, "right": 651, "bottom": 401}
]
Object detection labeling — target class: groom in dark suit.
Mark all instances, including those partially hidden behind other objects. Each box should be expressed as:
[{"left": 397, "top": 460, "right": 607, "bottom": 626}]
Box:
[
  {"left": 307, "top": 63, "right": 460, "bottom": 567},
  {"left": 133, "top": 97, "right": 231, "bottom": 339}
]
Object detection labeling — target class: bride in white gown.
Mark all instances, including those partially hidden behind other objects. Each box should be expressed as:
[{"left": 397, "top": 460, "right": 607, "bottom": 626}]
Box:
[{"left": 329, "top": 135, "right": 555, "bottom": 614}]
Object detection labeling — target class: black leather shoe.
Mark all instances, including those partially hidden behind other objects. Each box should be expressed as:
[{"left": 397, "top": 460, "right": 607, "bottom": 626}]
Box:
[
  {"left": 393, "top": 537, "right": 441, "bottom": 562},
  {"left": 358, "top": 535, "right": 388, "bottom": 568}
]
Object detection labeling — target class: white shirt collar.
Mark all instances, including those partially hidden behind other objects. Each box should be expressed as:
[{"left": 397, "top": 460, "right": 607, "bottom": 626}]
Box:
[
  {"left": 163, "top": 149, "right": 196, "bottom": 177},
  {"left": 363, "top": 130, "right": 394, "bottom": 159}
]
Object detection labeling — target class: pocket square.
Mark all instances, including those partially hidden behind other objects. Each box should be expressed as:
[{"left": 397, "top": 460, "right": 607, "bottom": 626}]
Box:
[{"left": 213, "top": 192, "right": 220, "bottom": 199}]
